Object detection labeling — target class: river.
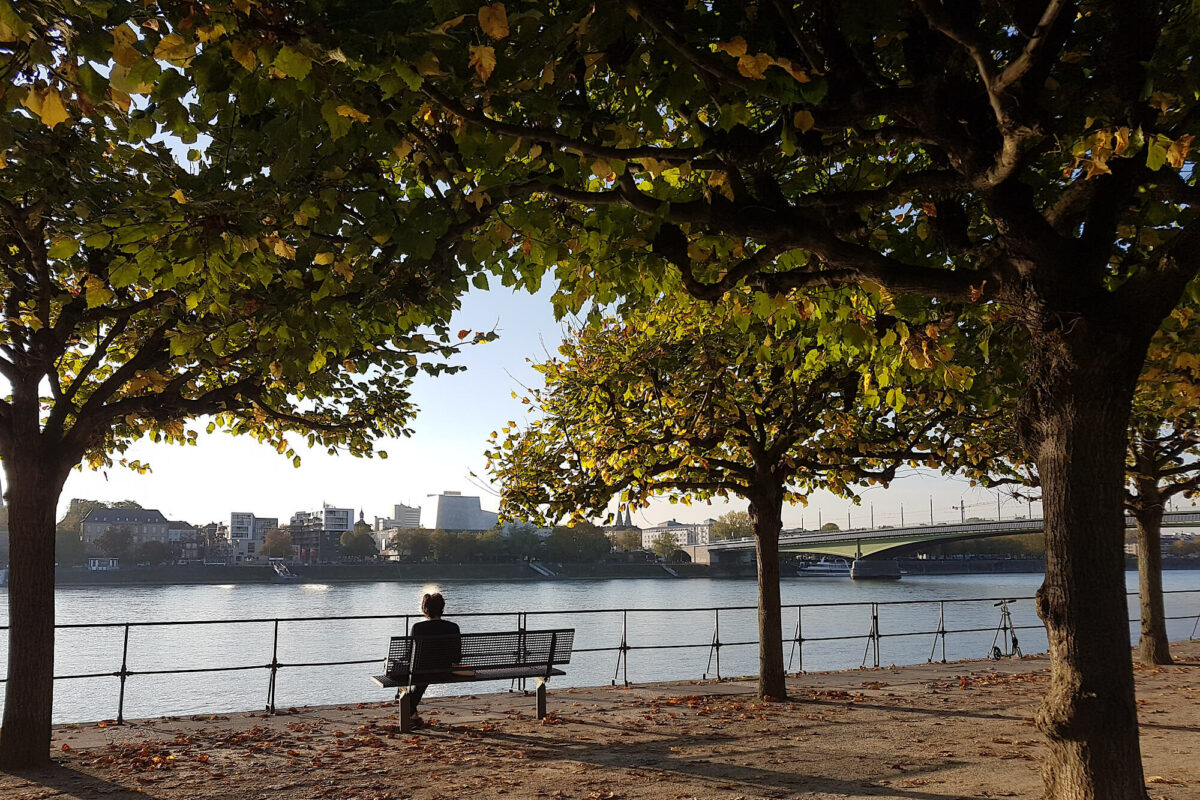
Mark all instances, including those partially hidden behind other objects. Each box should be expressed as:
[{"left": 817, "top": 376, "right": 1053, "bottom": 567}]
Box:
[{"left": 2, "top": 571, "right": 1198, "bottom": 723}]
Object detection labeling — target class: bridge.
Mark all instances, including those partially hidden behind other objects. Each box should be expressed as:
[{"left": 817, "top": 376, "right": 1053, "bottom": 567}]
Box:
[{"left": 693, "top": 511, "right": 1200, "bottom": 578}]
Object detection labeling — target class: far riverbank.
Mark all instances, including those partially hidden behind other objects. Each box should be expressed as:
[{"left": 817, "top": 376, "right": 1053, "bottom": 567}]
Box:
[{"left": 50, "top": 556, "right": 1200, "bottom": 586}]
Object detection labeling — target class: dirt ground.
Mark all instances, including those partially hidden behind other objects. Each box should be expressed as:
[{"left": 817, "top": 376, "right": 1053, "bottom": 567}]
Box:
[{"left": 1, "top": 642, "right": 1197, "bottom": 800}]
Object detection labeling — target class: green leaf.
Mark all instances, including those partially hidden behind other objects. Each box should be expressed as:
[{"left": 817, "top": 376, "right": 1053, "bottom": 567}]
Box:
[
  {"left": 48, "top": 236, "right": 80, "bottom": 259},
  {"left": 274, "top": 46, "right": 313, "bottom": 79}
]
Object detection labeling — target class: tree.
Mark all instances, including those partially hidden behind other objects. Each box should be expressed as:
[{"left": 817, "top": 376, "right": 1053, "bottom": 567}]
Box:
[
  {"left": 262, "top": 529, "right": 294, "bottom": 559},
  {"left": 1123, "top": 301, "right": 1200, "bottom": 665},
  {"left": 57, "top": 499, "right": 141, "bottom": 535},
  {"left": 0, "top": 3, "right": 493, "bottom": 767},
  {"left": 53, "top": 530, "right": 85, "bottom": 566},
  {"left": 382, "top": 4, "right": 1198, "bottom": 792},
  {"left": 546, "top": 522, "right": 611, "bottom": 563},
  {"left": 488, "top": 299, "right": 957, "bottom": 699},
  {"left": 339, "top": 529, "right": 378, "bottom": 560},
  {"left": 709, "top": 511, "right": 752, "bottom": 541},
  {"left": 612, "top": 529, "right": 644, "bottom": 552},
  {"left": 134, "top": 540, "right": 170, "bottom": 565},
  {"left": 819, "top": 523, "right": 841, "bottom": 532},
  {"left": 505, "top": 524, "right": 546, "bottom": 560},
  {"left": 651, "top": 532, "right": 679, "bottom": 560},
  {"left": 94, "top": 527, "right": 132, "bottom": 562}
]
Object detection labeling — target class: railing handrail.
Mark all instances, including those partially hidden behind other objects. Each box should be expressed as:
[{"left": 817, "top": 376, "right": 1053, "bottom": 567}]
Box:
[{"left": 3, "top": 588, "right": 1197, "bottom": 632}]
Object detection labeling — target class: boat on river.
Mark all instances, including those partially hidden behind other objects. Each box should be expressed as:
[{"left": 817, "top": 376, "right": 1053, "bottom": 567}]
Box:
[{"left": 795, "top": 557, "right": 851, "bottom": 577}]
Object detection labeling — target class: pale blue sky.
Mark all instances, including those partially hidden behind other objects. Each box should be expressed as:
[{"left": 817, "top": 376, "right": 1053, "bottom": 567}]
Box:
[{"left": 53, "top": 283, "right": 1042, "bottom": 529}]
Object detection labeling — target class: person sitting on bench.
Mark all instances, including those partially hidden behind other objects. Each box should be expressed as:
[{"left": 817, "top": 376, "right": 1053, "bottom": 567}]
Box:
[{"left": 409, "top": 592, "right": 460, "bottom": 725}]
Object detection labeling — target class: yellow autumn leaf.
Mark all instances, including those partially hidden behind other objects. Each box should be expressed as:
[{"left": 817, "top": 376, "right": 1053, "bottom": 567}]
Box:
[
  {"left": 36, "top": 89, "right": 71, "bottom": 129},
  {"left": 335, "top": 104, "right": 370, "bottom": 123},
  {"left": 469, "top": 45, "right": 497, "bottom": 81},
  {"left": 153, "top": 33, "right": 196, "bottom": 66},
  {"left": 478, "top": 3, "right": 509, "bottom": 40},
  {"left": 435, "top": 14, "right": 467, "bottom": 33},
  {"left": 111, "top": 24, "right": 141, "bottom": 67},
  {"left": 591, "top": 158, "right": 614, "bottom": 180},
  {"left": 714, "top": 37, "right": 747, "bottom": 58},
  {"left": 1113, "top": 127, "right": 1130, "bottom": 155},
  {"left": 84, "top": 276, "right": 115, "bottom": 309},
  {"left": 737, "top": 53, "right": 774, "bottom": 79},
  {"left": 230, "top": 39, "right": 257, "bottom": 71},
  {"left": 271, "top": 238, "right": 297, "bottom": 259},
  {"left": 794, "top": 110, "right": 815, "bottom": 133},
  {"left": 773, "top": 57, "right": 810, "bottom": 83},
  {"left": 1166, "top": 134, "right": 1194, "bottom": 169},
  {"left": 314, "top": 252, "right": 335, "bottom": 265},
  {"left": 170, "top": 188, "right": 188, "bottom": 204},
  {"left": 540, "top": 60, "right": 555, "bottom": 87}
]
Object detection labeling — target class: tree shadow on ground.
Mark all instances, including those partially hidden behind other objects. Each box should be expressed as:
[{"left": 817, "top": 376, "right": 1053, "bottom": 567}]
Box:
[
  {"left": 1, "top": 762, "right": 163, "bottom": 800},
  {"left": 419, "top": 723, "right": 965, "bottom": 800}
]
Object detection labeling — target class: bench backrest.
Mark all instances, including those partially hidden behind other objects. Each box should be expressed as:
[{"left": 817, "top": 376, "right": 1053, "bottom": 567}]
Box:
[{"left": 386, "top": 628, "right": 574, "bottom": 677}]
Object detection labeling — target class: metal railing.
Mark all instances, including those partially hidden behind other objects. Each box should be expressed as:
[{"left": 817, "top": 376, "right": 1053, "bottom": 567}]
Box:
[{"left": 1, "top": 589, "right": 1197, "bottom": 724}]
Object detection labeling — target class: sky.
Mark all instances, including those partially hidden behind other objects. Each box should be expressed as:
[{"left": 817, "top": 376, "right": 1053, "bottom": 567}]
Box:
[{"left": 42, "top": 282, "right": 1049, "bottom": 530}]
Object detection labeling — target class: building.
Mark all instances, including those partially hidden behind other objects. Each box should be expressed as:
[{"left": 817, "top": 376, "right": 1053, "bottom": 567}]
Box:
[
  {"left": 641, "top": 519, "right": 714, "bottom": 550},
  {"left": 228, "top": 512, "right": 279, "bottom": 563},
  {"left": 81, "top": 508, "right": 169, "bottom": 546},
  {"left": 87, "top": 556, "right": 120, "bottom": 571},
  {"left": 288, "top": 510, "right": 342, "bottom": 563},
  {"left": 375, "top": 503, "right": 421, "bottom": 531},
  {"left": 420, "top": 491, "right": 499, "bottom": 532},
  {"left": 322, "top": 505, "right": 355, "bottom": 534}
]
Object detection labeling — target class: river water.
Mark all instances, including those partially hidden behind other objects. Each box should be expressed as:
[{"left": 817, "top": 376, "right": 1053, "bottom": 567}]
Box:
[{"left": 2, "top": 571, "right": 1198, "bottom": 723}]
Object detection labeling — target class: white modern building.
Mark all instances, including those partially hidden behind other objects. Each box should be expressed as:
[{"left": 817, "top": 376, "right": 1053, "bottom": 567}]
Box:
[
  {"left": 375, "top": 503, "right": 421, "bottom": 531},
  {"left": 228, "top": 512, "right": 279, "bottom": 562},
  {"left": 420, "top": 491, "right": 498, "bottom": 531},
  {"left": 641, "top": 519, "right": 714, "bottom": 550},
  {"left": 322, "top": 505, "right": 355, "bottom": 533}
]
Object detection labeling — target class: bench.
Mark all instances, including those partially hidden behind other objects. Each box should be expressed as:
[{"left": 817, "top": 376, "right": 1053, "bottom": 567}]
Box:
[{"left": 371, "top": 628, "right": 574, "bottom": 731}]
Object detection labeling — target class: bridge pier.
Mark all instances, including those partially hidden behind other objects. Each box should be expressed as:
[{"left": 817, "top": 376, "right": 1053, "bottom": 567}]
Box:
[{"left": 850, "top": 559, "right": 903, "bottom": 580}]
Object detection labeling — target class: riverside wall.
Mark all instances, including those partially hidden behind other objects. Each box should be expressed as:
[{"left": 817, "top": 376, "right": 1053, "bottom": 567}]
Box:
[{"left": 47, "top": 556, "right": 1200, "bottom": 586}]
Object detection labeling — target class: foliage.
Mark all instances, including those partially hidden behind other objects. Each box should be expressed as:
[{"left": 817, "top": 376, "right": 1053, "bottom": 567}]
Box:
[
  {"left": 262, "top": 529, "right": 293, "bottom": 559},
  {"left": 545, "top": 522, "right": 611, "bottom": 562},
  {"left": 1172, "top": 538, "right": 1200, "bottom": 556},
  {"left": 94, "top": 527, "right": 132, "bottom": 561},
  {"left": 611, "top": 529, "right": 644, "bottom": 552},
  {"left": 134, "top": 540, "right": 171, "bottom": 564},
  {"left": 387, "top": 528, "right": 432, "bottom": 562},
  {"left": 339, "top": 529, "right": 377, "bottom": 560},
  {"left": 57, "top": 499, "right": 141, "bottom": 535},
  {"left": 488, "top": 296, "right": 962, "bottom": 526},
  {"left": 710, "top": 511, "right": 752, "bottom": 541},
  {"left": 819, "top": 522, "right": 841, "bottom": 532},
  {"left": 53, "top": 530, "right": 85, "bottom": 565},
  {"left": 651, "top": 532, "right": 678, "bottom": 559},
  {"left": 1127, "top": 300, "right": 1200, "bottom": 511}
]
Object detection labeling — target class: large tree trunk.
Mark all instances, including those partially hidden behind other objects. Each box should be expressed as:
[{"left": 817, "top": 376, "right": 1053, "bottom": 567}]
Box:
[
  {"left": 1131, "top": 489, "right": 1172, "bottom": 666},
  {"left": 747, "top": 487, "right": 786, "bottom": 701},
  {"left": 0, "top": 450, "right": 69, "bottom": 769},
  {"left": 1021, "top": 326, "right": 1148, "bottom": 800}
]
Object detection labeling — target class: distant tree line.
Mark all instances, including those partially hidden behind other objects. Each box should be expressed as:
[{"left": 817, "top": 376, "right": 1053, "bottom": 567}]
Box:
[{"left": 385, "top": 523, "right": 611, "bottom": 564}]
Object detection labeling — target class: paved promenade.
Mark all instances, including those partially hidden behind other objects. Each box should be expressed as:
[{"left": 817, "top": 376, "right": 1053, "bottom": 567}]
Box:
[{"left": 2, "top": 642, "right": 1197, "bottom": 800}]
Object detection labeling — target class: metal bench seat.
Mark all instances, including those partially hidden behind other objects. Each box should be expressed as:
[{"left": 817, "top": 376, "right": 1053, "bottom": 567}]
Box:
[{"left": 370, "top": 628, "right": 574, "bottom": 731}]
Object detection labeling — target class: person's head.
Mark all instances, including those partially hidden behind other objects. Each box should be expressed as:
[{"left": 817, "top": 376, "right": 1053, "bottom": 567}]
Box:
[{"left": 421, "top": 592, "right": 446, "bottom": 619}]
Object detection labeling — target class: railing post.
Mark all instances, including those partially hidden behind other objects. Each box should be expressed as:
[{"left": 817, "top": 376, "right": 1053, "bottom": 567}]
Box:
[
  {"left": 703, "top": 609, "right": 722, "bottom": 680},
  {"left": 116, "top": 623, "right": 130, "bottom": 725},
  {"left": 787, "top": 606, "right": 804, "bottom": 674},
  {"left": 928, "top": 601, "right": 947, "bottom": 663},
  {"left": 265, "top": 619, "right": 280, "bottom": 714},
  {"left": 513, "top": 611, "right": 528, "bottom": 693},
  {"left": 861, "top": 603, "right": 880, "bottom": 669},
  {"left": 612, "top": 609, "right": 630, "bottom": 686}
]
